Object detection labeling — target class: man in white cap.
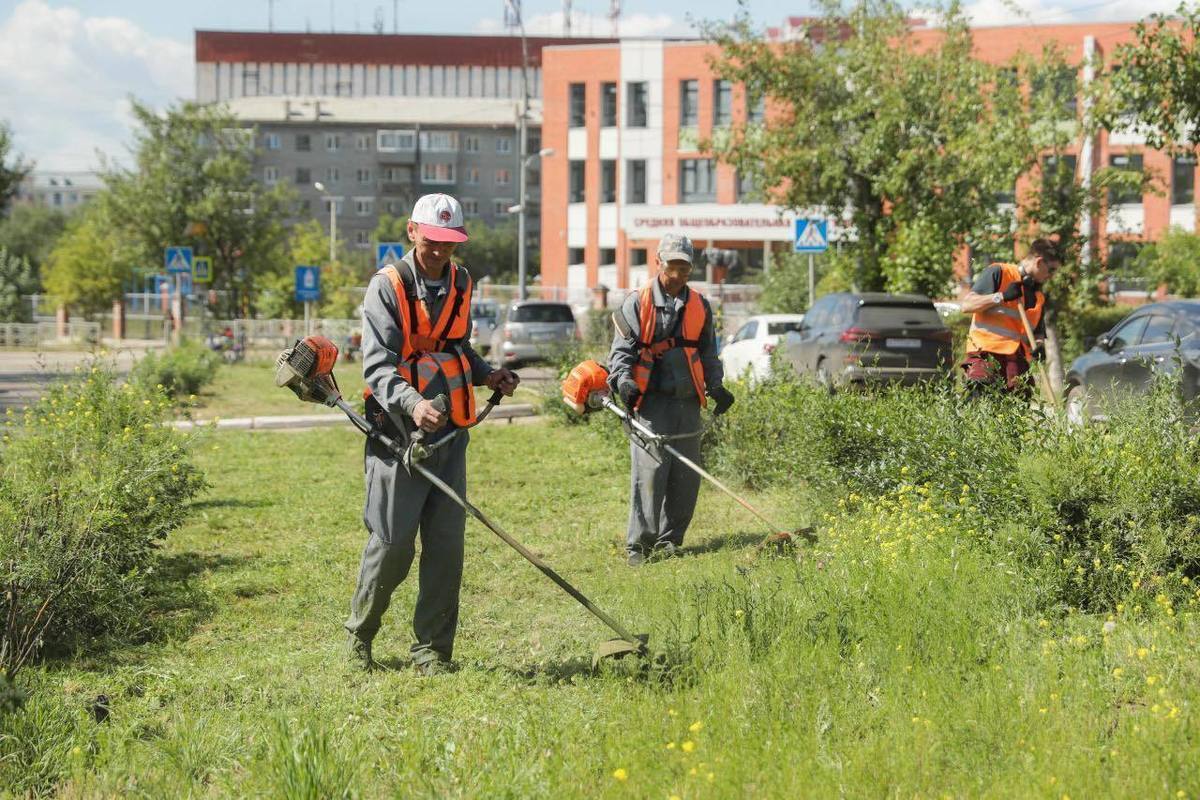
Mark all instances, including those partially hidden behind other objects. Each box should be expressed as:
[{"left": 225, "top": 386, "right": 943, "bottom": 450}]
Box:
[
  {"left": 345, "top": 193, "right": 519, "bottom": 674},
  {"left": 607, "top": 233, "right": 734, "bottom": 566}
]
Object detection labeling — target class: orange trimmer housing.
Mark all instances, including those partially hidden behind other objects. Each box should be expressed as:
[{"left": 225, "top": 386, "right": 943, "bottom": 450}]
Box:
[
  {"left": 561, "top": 359, "right": 611, "bottom": 414},
  {"left": 300, "top": 335, "right": 339, "bottom": 377}
]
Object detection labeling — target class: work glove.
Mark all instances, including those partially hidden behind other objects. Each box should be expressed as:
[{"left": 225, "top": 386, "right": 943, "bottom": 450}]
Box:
[
  {"left": 617, "top": 379, "right": 641, "bottom": 410},
  {"left": 1030, "top": 342, "right": 1046, "bottom": 362},
  {"left": 710, "top": 385, "right": 736, "bottom": 416}
]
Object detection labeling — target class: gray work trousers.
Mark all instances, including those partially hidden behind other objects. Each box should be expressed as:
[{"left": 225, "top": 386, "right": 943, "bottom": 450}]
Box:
[
  {"left": 626, "top": 393, "right": 702, "bottom": 554},
  {"left": 344, "top": 430, "right": 469, "bottom": 665}
]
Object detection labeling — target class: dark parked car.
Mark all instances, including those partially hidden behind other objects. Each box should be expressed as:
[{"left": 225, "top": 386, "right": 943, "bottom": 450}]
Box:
[
  {"left": 1064, "top": 300, "right": 1200, "bottom": 424},
  {"left": 490, "top": 300, "right": 579, "bottom": 367},
  {"left": 782, "top": 292, "right": 953, "bottom": 388}
]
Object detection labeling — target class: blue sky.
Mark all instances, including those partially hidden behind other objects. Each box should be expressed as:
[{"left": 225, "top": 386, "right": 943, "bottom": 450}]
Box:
[{"left": 0, "top": 0, "right": 1171, "bottom": 171}]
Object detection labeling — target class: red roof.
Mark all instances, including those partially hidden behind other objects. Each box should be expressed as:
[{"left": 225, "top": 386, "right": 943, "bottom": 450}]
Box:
[{"left": 195, "top": 31, "right": 615, "bottom": 67}]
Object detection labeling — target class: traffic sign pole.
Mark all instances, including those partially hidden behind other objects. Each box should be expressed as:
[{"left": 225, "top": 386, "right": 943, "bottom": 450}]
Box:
[{"left": 808, "top": 254, "right": 815, "bottom": 309}]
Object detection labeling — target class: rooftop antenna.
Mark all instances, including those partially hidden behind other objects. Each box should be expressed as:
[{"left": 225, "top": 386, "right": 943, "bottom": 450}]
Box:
[
  {"left": 329, "top": 0, "right": 335, "bottom": 32},
  {"left": 503, "top": 0, "right": 520, "bottom": 32},
  {"left": 268, "top": 0, "right": 275, "bottom": 31},
  {"left": 609, "top": 0, "right": 620, "bottom": 37},
  {"left": 393, "top": 0, "right": 398, "bottom": 33},
  {"left": 563, "top": 0, "right": 572, "bottom": 36}
]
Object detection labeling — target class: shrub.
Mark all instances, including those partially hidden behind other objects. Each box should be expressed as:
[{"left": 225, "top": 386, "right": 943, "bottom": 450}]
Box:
[
  {"left": 0, "top": 362, "right": 206, "bottom": 686},
  {"left": 130, "top": 340, "right": 222, "bottom": 399}
]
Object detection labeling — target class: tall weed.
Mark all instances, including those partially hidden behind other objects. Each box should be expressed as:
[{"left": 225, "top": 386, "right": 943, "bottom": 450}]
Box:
[{"left": 130, "top": 340, "right": 222, "bottom": 399}]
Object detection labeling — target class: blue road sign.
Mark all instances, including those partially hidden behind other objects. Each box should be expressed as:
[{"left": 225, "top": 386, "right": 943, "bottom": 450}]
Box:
[
  {"left": 793, "top": 219, "right": 830, "bottom": 253},
  {"left": 165, "top": 246, "right": 193, "bottom": 274},
  {"left": 377, "top": 242, "right": 405, "bottom": 267},
  {"left": 192, "top": 256, "right": 212, "bottom": 283},
  {"left": 294, "top": 265, "right": 321, "bottom": 302}
]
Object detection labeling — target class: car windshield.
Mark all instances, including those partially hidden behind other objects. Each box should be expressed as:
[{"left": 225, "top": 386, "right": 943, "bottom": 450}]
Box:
[
  {"left": 510, "top": 304, "right": 574, "bottom": 323},
  {"left": 472, "top": 305, "right": 497, "bottom": 322},
  {"left": 856, "top": 304, "right": 944, "bottom": 329},
  {"left": 767, "top": 321, "right": 805, "bottom": 336}
]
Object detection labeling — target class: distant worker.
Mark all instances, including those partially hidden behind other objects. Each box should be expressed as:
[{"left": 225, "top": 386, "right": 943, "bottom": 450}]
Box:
[
  {"left": 607, "top": 233, "right": 735, "bottom": 566},
  {"left": 959, "top": 238, "right": 1061, "bottom": 398}
]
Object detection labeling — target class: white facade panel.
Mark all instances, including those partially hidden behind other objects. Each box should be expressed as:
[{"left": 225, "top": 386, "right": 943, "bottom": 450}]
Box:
[
  {"left": 599, "top": 128, "right": 619, "bottom": 159},
  {"left": 599, "top": 204, "right": 618, "bottom": 247},
  {"left": 230, "top": 63, "right": 244, "bottom": 98},
  {"left": 620, "top": 40, "right": 665, "bottom": 212},
  {"left": 568, "top": 128, "right": 588, "bottom": 159},
  {"left": 353, "top": 64, "right": 366, "bottom": 96},
  {"left": 1109, "top": 204, "right": 1145, "bottom": 235},
  {"left": 1109, "top": 128, "right": 1147, "bottom": 147},
  {"left": 647, "top": 158, "right": 664, "bottom": 205},
  {"left": 196, "top": 63, "right": 218, "bottom": 104},
  {"left": 1170, "top": 205, "right": 1196, "bottom": 231},
  {"left": 568, "top": 203, "right": 588, "bottom": 247},
  {"left": 621, "top": 203, "right": 799, "bottom": 242},
  {"left": 567, "top": 263, "right": 587, "bottom": 291},
  {"left": 598, "top": 265, "right": 618, "bottom": 289}
]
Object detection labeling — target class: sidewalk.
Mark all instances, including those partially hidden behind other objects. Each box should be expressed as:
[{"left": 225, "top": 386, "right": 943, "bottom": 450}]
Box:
[{"left": 173, "top": 402, "right": 538, "bottom": 431}]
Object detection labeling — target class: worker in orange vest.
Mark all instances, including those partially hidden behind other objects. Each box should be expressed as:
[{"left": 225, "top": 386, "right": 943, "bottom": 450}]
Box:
[
  {"left": 959, "top": 238, "right": 1061, "bottom": 398},
  {"left": 607, "top": 234, "right": 735, "bottom": 567},
  {"left": 345, "top": 193, "right": 519, "bottom": 675}
]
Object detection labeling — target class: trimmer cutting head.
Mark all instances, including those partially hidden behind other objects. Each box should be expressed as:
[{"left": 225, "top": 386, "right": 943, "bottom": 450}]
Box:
[
  {"left": 561, "top": 359, "right": 611, "bottom": 414},
  {"left": 592, "top": 633, "right": 650, "bottom": 669},
  {"left": 275, "top": 336, "right": 342, "bottom": 406}
]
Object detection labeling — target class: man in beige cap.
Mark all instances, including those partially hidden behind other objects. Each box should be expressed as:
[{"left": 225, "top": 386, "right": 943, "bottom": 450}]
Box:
[
  {"left": 345, "top": 192, "right": 519, "bottom": 674},
  {"left": 607, "top": 233, "right": 734, "bottom": 566}
]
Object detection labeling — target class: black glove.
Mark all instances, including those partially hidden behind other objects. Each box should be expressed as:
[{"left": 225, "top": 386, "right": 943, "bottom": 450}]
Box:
[
  {"left": 617, "top": 379, "right": 641, "bottom": 410},
  {"left": 1030, "top": 342, "right": 1046, "bottom": 362},
  {"left": 710, "top": 385, "right": 735, "bottom": 416},
  {"left": 1001, "top": 282, "right": 1024, "bottom": 302}
]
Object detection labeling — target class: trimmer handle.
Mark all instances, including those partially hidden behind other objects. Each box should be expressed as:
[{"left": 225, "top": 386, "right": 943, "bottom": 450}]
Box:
[
  {"left": 486, "top": 389, "right": 503, "bottom": 406},
  {"left": 410, "top": 394, "right": 450, "bottom": 446}
]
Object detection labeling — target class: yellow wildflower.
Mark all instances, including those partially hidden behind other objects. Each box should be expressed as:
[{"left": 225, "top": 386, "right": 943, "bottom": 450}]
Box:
[
  {"left": 612, "top": 768, "right": 628, "bottom": 782},
  {"left": 681, "top": 740, "right": 696, "bottom": 753}
]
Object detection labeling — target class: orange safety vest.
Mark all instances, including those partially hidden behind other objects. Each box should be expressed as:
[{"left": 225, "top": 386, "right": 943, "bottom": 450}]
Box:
[
  {"left": 630, "top": 282, "right": 708, "bottom": 411},
  {"left": 966, "top": 262, "right": 1045, "bottom": 359},
  {"left": 367, "top": 262, "right": 477, "bottom": 427}
]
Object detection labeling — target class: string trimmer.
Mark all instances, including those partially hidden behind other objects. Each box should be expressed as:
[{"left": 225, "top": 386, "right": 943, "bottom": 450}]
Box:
[
  {"left": 561, "top": 360, "right": 817, "bottom": 553},
  {"left": 273, "top": 336, "right": 649, "bottom": 667}
]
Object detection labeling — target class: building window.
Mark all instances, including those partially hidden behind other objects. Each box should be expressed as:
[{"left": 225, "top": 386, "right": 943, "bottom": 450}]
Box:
[
  {"left": 464, "top": 135, "right": 481, "bottom": 153},
  {"left": 420, "top": 131, "right": 459, "bottom": 152},
  {"left": 601, "top": 160, "right": 616, "bottom": 203},
  {"left": 1033, "top": 65, "right": 1078, "bottom": 119},
  {"left": 355, "top": 230, "right": 371, "bottom": 246},
  {"left": 325, "top": 133, "right": 341, "bottom": 152},
  {"left": 627, "top": 82, "right": 648, "bottom": 128},
  {"left": 569, "top": 160, "right": 586, "bottom": 203},
  {"left": 1172, "top": 156, "right": 1196, "bottom": 205},
  {"left": 680, "top": 80, "right": 699, "bottom": 128},
  {"left": 630, "top": 248, "right": 648, "bottom": 267},
  {"left": 325, "top": 167, "right": 340, "bottom": 184},
  {"left": 356, "top": 168, "right": 372, "bottom": 185},
  {"left": 296, "top": 133, "right": 311, "bottom": 152},
  {"left": 737, "top": 171, "right": 756, "bottom": 200},
  {"left": 627, "top": 159, "right": 646, "bottom": 203},
  {"left": 355, "top": 133, "right": 371, "bottom": 151},
  {"left": 569, "top": 247, "right": 585, "bottom": 264},
  {"left": 377, "top": 129, "right": 416, "bottom": 152},
  {"left": 495, "top": 169, "right": 512, "bottom": 186},
  {"left": 569, "top": 82, "right": 586, "bottom": 127},
  {"left": 601, "top": 82, "right": 617, "bottom": 127},
  {"left": 1109, "top": 154, "right": 1144, "bottom": 205},
  {"left": 296, "top": 198, "right": 311, "bottom": 215},
  {"left": 324, "top": 199, "right": 344, "bottom": 216},
  {"left": 462, "top": 198, "right": 479, "bottom": 216},
  {"left": 495, "top": 136, "right": 512, "bottom": 154},
  {"left": 713, "top": 80, "right": 732, "bottom": 127},
  {"left": 465, "top": 167, "right": 480, "bottom": 185},
  {"left": 748, "top": 92, "right": 765, "bottom": 123},
  {"left": 296, "top": 167, "right": 311, "bottom": 184},
  {"left": 355, "top": 198, "right": 374, "bottom": 216},
  {"left": 421, "top": 162, "right": 456, "bottom": 184},
  {"left": 679, "top": 158, "right": 716, "bottom": 203},
  {"left": 493, "top": 199, "right": 513, "bottom": 216},
  {"left": 381, "top": 166, "right": 412, "bottom": 183},
  {"left": 1107, "top": 240, "right": 1145, "bottom": 273},
  {"left": 600, "top": 248, "right": 616, "bottom": 265},
  {"left": 386, "top": 200, "right": 402, "bottom": 214},
  {"left": 264, "top": 133, "right": 281, "bottom": 150},
  {"left": 1041, "top": 154, "right": 1077, "bottom": 206},
  {"left": 263, "top": 166, "right": 279, "bottom": 186}
]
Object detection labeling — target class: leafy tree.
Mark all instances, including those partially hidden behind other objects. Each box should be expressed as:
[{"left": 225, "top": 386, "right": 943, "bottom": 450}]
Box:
[
  {"left": 42, "top": 200, "right": 137, "bottom": 315},
  {"left": 459, "top": 218, "right": 523, "bottom": 282},
  {"left": 0, "top": 248, "right": 37, "bottom": 323},
  {"left": 0, "top": 205, "right": 67, "bottom": 277},
  {"left": 102, "top": 100, "right": 292, "bottom": 316},
  {"left": 705, "top": 0, "right": 1041, "bottom": 293},
  {"left": 1133, "top": 227, "right": 1200, "bottom": 297},
  {"left": 0, "top": 122, "right": 31, "bottom": 215},
  {"left": 372, "top": 213, "right": 409, "bottom": 246}
]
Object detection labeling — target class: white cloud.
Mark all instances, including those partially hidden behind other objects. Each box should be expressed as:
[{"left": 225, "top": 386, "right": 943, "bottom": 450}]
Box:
[
  {"left": 0, "top": 0, "right": 192, "bottom": 172},
  {"left": 961, "top": 0, "right": 1180, "bottom": 27},
  {"left": 475, "top": 11, "right": 693, "bottom": 38}
]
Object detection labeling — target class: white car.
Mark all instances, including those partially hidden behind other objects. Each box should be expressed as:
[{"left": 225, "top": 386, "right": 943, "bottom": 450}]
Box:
[{"left": 720, "top": 313, "right": 806, "bottom": 382}]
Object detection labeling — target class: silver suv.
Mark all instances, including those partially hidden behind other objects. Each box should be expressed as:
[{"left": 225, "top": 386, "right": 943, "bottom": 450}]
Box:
[
  {"left": 469, "top": 299, "right": 500, "bottom": 355},
  {"left": 490, "top": 301, "right": 578, "bottom": 367}
]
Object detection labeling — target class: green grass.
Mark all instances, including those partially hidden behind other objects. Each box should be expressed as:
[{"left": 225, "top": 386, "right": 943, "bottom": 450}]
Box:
[{"left": 7, "top": 420, "right": 1200, "bottom": 797}]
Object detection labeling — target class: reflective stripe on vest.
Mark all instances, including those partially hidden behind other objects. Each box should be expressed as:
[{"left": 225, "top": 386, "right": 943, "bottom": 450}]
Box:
[
  {"left": 368, "top": 262, "right": 478, "bottom": 427},
  {"left": 966, "top": 262, "right": 1044, "bottom": 358},
  {"left": 630, "top": 282, "right": 707, "bottom": 410}
]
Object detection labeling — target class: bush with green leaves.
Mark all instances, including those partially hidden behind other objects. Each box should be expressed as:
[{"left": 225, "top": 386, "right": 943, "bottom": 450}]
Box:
[
  {"left": 130, "top": 340, "right": 222, "bottom": 399},
  {"left": 0, "top": 363, "right": 206, "bottom": 689}
]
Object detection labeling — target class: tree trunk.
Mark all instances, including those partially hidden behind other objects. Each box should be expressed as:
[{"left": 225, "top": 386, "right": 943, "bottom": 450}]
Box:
[{"left": 1044, "top": 313, "right": 1065, "bottom": 401}]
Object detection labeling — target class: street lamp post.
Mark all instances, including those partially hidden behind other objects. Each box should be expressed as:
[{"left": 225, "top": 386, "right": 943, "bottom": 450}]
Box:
[
  {"left": 312, "top": 181, "right": 336, "bottom": 335},
  {"left": 512, "top": 147, "right": 554, "bottom": 302}
]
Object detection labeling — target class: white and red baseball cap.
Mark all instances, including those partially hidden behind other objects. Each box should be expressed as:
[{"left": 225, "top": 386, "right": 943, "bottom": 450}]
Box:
[{"left": 411, "top": 193, "right": 469, "bottom": 243}]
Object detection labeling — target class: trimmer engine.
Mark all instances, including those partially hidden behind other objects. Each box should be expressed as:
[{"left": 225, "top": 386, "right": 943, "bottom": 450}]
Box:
[
  {"left": 275, "top": 336, "right": 342, "bottom": 406},
  {"left": 561, "top": 359, "right": 611, "bottom": 414}
]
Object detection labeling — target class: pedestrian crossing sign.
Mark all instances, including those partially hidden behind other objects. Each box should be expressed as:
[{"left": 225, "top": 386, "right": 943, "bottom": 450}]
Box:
[
  {"left": 377, "top": 242, "right": 405, "bottom": 267},
  {"left": 192, "top": 256, "right": 212, "bottom": 283},
  {"left": 793, "top": 219, "right": 829, "bottom": 253},
  {"left": 165, "top": 246, "right": 193, "bottom": 273}
]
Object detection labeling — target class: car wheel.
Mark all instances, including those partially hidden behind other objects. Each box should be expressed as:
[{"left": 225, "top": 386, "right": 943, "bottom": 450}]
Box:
[
  {"left": 816, "top": 359, "right": 834, "bottom": 394},
  {"left": 1065, "top": 383, "right": 1087, "bottom": 429}
]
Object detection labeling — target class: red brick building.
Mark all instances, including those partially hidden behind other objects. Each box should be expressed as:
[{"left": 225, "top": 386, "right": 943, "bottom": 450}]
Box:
[{"left": 539, "top": 23, "right": 1195, "bottom": 295}]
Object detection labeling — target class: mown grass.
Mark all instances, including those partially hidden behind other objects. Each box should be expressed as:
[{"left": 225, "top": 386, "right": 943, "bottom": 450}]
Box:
[{"left": 4, "top": 410, "right": 1200, "bottom": 797}]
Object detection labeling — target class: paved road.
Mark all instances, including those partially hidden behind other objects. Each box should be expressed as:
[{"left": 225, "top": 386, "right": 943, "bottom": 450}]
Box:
[{"left": 0, "top": 349, "right": 142, "bottom": 413}]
